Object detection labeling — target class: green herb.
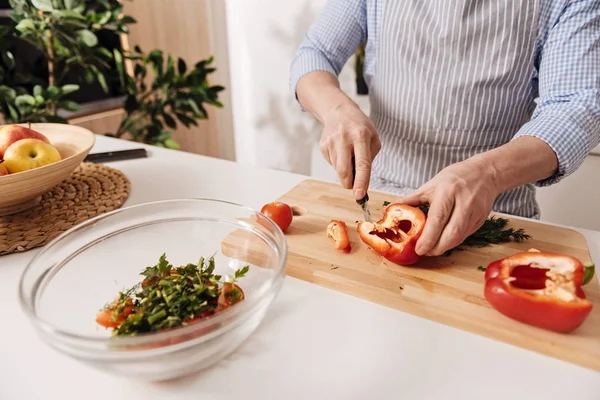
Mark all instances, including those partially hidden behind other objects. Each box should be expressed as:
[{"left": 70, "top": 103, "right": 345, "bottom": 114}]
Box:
[
  {"left": 101, "top": 253, "right": 249, "bottom": 337},
  {"left": 477, "top": 266, "right": 487, "bottom": 272},
  {"left": 417, "top": 204, "right": 531, "bottom": 256},
  {"left": 383, "top": 201, "right": 391, "bottom": 207}
]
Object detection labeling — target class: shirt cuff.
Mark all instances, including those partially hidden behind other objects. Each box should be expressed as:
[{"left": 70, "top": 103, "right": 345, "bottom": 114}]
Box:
[
  {"left": 511, "top": 102, "right": 598, "bottom": 187},
  {"left": 289, "top": 50, "right": 339, "bottom": 111}
]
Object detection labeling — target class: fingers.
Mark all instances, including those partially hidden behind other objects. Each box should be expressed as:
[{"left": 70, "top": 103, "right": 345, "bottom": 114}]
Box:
[
  {"left": 352, "top": 139, "right": 372, "bottom": 199},
  {"left": 425, "top": 205, "right": 472, "bottom": 256},
  {"left": 415, "top": 192, "right": 455, "bottom": 256},
  {"left": 333, "top": 137, "right": 353, "bottom": 188}
]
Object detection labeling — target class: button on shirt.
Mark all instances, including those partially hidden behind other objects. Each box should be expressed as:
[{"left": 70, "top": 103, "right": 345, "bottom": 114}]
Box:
[{"left": 290, "top": 0, "right": 600, "bottom": 186}]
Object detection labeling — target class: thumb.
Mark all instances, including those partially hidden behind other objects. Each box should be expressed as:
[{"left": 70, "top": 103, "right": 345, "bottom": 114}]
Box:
[{"left": 397, "top": 189, "right": 428, "bottom": 207}]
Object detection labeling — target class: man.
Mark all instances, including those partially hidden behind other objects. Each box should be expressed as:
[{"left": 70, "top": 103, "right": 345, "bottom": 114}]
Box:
[{"left": 290, "top": 0, "right": 600, "bottom": 257}]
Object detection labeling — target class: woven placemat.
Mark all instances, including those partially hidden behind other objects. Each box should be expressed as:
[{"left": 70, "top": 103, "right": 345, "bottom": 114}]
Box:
[{"left": 0, "top": 162, "right": 131, "bottom": 256}]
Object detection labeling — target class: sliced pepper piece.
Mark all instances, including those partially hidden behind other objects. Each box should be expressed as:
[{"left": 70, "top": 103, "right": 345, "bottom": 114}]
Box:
[
  {"left": 357, "top": 203, "right": 426, "bottom": 265},
  {"left": 484, "top": 249, "right": 593, "bottom": 333},
  {"left": 327, "top": 220, "right": 351, "bottom": 253}
]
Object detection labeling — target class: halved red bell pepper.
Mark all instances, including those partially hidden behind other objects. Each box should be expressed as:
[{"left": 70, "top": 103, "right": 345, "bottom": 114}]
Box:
[
  {"left": 484, "top": 249, "right": 593, "bottom": 333},
  {"left": 327, "top": 220, "right": 351, "bottom": 253},
  {"left": 357, "top": 203, "right": 426, "bottom": 265}
]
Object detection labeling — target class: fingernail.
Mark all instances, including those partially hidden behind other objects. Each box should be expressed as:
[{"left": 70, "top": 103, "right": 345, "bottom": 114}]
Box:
[{"left": 354, "top": 189, "right": 365, "bottom": 199}]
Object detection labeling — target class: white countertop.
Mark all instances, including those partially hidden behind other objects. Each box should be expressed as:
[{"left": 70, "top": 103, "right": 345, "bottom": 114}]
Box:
[{"left": 1, "top": 135, "right": 599, "bottom": 400}]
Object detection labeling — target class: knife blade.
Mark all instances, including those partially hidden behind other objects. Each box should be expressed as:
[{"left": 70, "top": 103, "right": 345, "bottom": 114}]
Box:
[{"left": 351, "top": 156, "right": 373, "bottom": 223}]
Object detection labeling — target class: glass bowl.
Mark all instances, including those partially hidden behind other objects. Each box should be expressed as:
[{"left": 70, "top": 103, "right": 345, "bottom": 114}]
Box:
[{"left": 18, "top": 198, "right": 288, "bottom": 381}]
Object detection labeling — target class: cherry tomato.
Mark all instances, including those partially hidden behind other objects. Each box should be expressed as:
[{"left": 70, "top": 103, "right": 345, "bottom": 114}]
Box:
[
  {"left": 95, "top": 297, "right": 133, "bottom": 328},
  {"left": 261, "top": 202, "right": 293, "bottom": 232}
]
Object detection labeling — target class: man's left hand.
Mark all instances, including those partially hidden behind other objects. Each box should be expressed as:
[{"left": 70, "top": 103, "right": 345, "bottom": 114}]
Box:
[{"left": 399, "top": 157, "right": 500, "bottom": 256}]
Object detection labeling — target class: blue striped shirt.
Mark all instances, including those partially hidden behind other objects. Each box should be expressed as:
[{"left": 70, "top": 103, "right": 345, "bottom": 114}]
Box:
[{"left": 290, "top": 0, "right": 600, "bottom": 186}]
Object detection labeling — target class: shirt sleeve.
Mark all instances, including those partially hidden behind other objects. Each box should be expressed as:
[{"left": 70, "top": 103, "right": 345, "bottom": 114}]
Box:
[
  {"left": 511, "top": 0, "right": 600, "bottom": 187},
  {"left": 289, "top": 0, "right": 367, "bottom": 107}
]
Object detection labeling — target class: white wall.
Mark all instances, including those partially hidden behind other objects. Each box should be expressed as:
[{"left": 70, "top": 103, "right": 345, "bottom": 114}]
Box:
[
  {"left": 224, "top": 0, "right": 365, "bottom": 178},
  {"left": 223, "top": 0, "right": 600, "bottom": 231}
]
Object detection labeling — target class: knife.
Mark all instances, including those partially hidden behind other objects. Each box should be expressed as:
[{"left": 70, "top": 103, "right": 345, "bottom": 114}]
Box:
[
  {"left": 351, "top": 156, "right": 373, "bottom": 223},
  {"left": 84, "top": 148, "right": 148, "bottom": 163}
]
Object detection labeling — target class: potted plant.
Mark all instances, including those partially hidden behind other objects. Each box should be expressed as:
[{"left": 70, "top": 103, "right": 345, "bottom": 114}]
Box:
[{"left": 0, "top": 0, "right": 223, "bottom": 149}]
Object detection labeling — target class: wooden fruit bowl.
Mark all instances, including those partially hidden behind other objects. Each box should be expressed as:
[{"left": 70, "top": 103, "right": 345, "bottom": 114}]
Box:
[{"left": 0, "top": 123, "right": 96, "bottom": 216}]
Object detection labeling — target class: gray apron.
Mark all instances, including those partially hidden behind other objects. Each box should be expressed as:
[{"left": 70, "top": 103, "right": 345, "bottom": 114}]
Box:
[{"left": 369, "top": 0, "right": 542, "bottom": 218}]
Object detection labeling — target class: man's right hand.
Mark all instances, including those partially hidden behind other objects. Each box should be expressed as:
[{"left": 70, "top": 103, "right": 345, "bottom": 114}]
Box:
[
  {"left": 296, "top": 71, "right": 380, "bottom": 200},
  {"left": 319, "top": 102, "right": 380, "bottom": 200}
]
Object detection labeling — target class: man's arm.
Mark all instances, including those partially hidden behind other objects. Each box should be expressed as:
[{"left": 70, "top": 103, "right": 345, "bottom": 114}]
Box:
[
  {"left": 290, "top": 0, "right": 380, "bottom": 200},
  {"left": 483, "top": 0, "right": 600, "bottom": 192},
  {"left": 403, "top": 1, "right": 600, "bottom": 257},
  {"left": 289, "top": 0, "right": 367, "bottom": 120}
]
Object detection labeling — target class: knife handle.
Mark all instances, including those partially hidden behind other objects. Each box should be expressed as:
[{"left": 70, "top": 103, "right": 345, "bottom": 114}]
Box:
[
  {"left": 84, "top": 148, "right": 148, "bottom": 163},
  {"left": 351, "top": 156, "right": 369, "bottom": 206}
]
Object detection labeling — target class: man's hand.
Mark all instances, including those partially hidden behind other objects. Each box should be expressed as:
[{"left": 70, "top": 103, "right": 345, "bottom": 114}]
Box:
[
  {"left": 399, "top": 157, "right": 500, "bottom": 257},
  {"left": 319, "top": 102, "right": 381, "bottom": 200},
  {"left": 398, "top": 136, "right": 559, "bottom": 257},
  {"left": 296, "top": 71, "right": 380, "bottom": 200}
]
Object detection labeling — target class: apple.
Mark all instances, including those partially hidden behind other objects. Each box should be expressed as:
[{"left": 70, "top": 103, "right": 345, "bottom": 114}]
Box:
[
  {"left": 0, "top": 124, "right": 50, "bottom": 159},
  {"left": 3, "top": 138, "right": 62, "bottom": 174},
  {"left": 0, "top": 160, "right": 7, "bottom": 176}
]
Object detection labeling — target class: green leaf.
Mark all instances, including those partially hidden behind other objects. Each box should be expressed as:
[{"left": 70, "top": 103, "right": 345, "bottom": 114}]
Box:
[
  {"left": 119, "top": 15, "right": 137, "bottom": 25},
  {"left": 113, "top": 49, "right": 125, "bottom": 88},
  {"left": 64, "top": 0, "right": 83, "bottom": 10},
  {"left": 53, "top": 10, "right": 86, "bottom": 20},
  {"left": 60, "top": 84, "right": 79, "bottom": 95},
  {"left": 186, "top": 99, "right": 202, "bottom": 116},
  {"left": 84, "top": 69, "right": 95, "bottom": 83},
  {"left": 0, "top": 85, "right": 16, "bottom": 100},
  {"left": 15, "top": 94, "right": 35, "bottom": 107},
  {"left": 177, "top": 58, "right": 187, "bottom": 75},
  {"left": 76, "top": 29, "right": 98, "bottom": 47},
  {"left": 35, "top": 95, "right": 45, "bottom": 105},
  {"left": 32, "top": 0, "right": 53, "bottom": 11},
  {"left": 162, "top": 113, "right": 177, "bottom": 129},
  {"left": 15, "top": 19, "right": 35, "bottom": 33},
  {"left": 163, "top": 138, "right": 179, "bottom": 149},
  {"left": 33, "top": 85, "right": 43, "bottom": 97},
  {"left": 46, "top": 86, "right": 60, "bottom": 98},
  {"left": 97, "top": 11, "right": 112, "bottom": 25},
  {"left": 175, "top": 113, "right": 197, "bottom": 128},
  {"left": 7, "top": 103, "right": 19, "bottom": 122},
  {"left": 96, "top": 72, "right": 108, "bottom": 93},
  {"left": 2, "top": 51, "right": 15, "bottom": 69},
  {"left": 58, "top": 100, "right": 81, "bottom": 111},
  {"left": 96, "top": 46, "right": 112, "bottom": 59}
]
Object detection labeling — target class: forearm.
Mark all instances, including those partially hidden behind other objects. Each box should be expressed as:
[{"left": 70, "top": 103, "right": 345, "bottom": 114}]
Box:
[
  {"left": 473, "top": 136, "right": 559, "bottom": 194},
  {"left": 296, "top": 71, "right": 360, "bottom": 124}
]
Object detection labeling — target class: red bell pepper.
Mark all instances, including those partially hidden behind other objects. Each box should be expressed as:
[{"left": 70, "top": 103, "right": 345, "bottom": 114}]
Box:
[
  {"left": 484, "top": 249, "right": 593, "bottom": 333},
  {"left": 327, "top": 220, "right": 351, "bottom": 252},
  {"left": 357, "top": 203, "right": 426, "bottom": 265}
]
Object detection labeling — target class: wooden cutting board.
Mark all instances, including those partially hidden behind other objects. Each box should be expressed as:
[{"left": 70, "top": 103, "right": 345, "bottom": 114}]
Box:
[{"left": 222, "top": 179, "right": 600, "bottom": 371}]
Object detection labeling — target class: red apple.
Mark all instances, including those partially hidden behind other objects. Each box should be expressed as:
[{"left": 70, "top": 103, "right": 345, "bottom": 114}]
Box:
[
  {"left": 0, "top": 160, "right": 7, "bottom": 176},
  {"left": 3, "top": 138, "right": 62, "bottom": 174},
  {"left": 0, "top": 124, "right": 50, "bottom": 159}
]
